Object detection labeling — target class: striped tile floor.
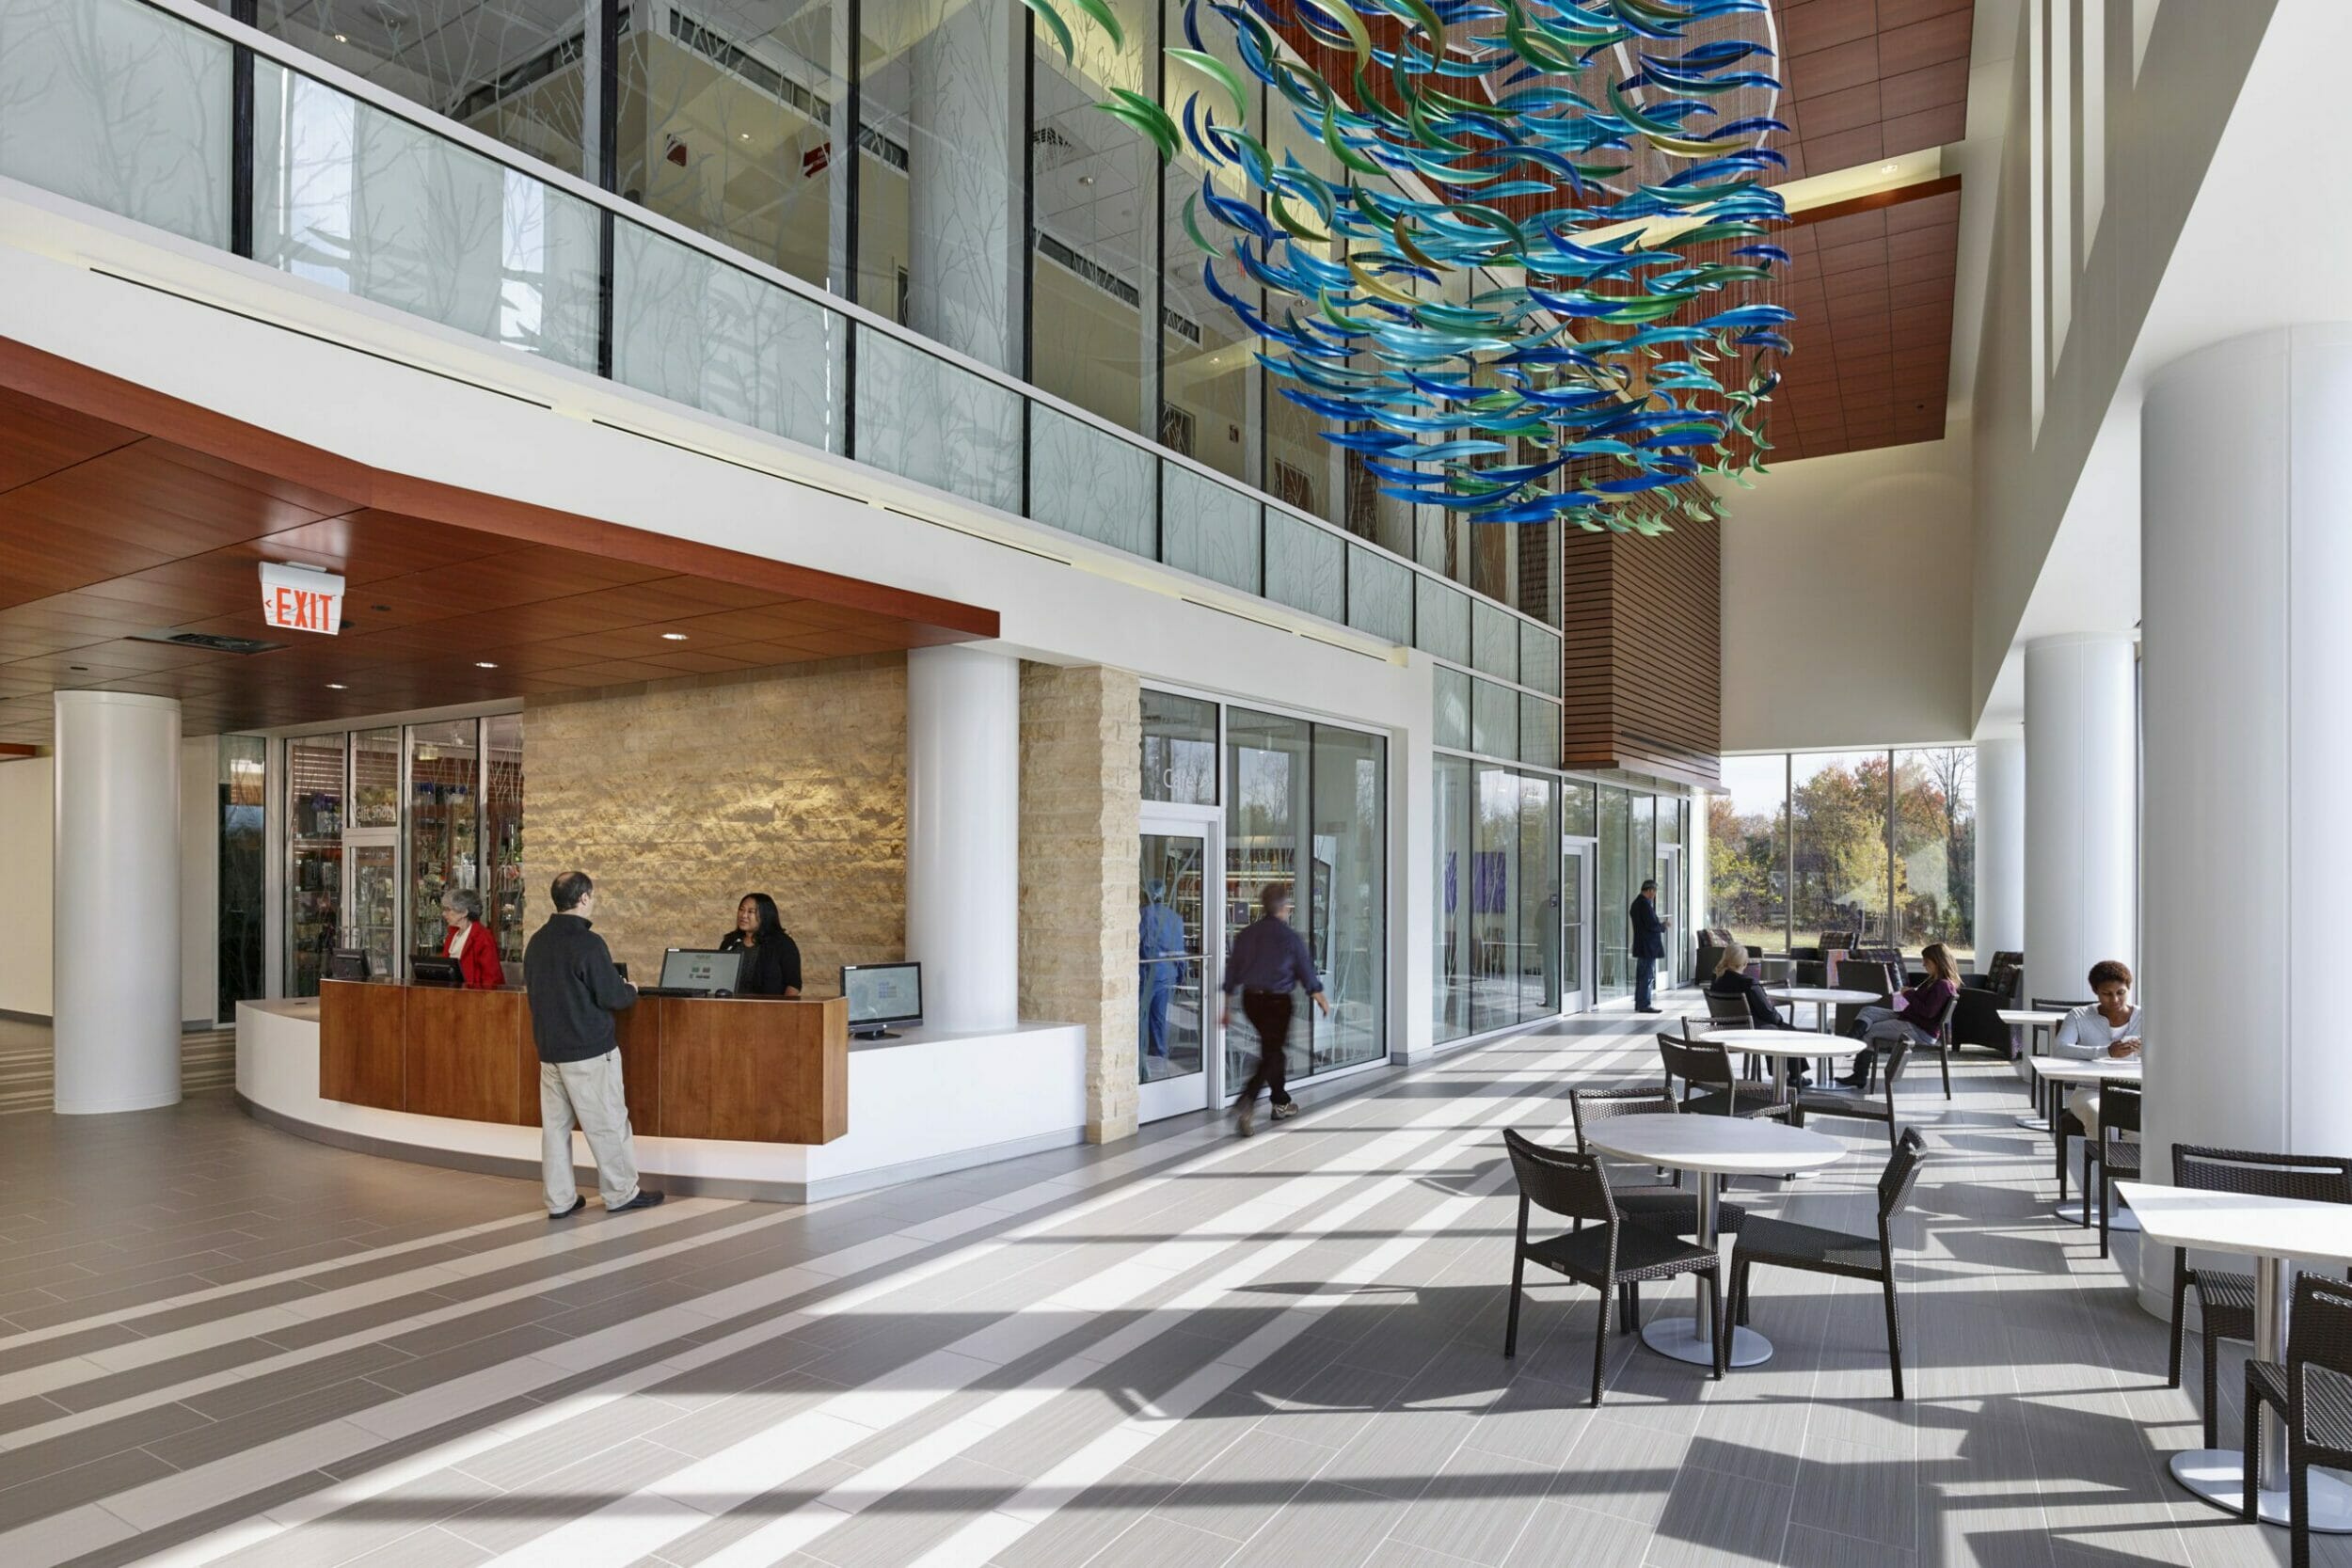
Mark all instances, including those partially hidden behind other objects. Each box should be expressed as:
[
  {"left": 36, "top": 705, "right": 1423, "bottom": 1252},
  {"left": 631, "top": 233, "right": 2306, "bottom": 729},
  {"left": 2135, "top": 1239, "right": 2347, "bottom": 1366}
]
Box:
[{"left": 0, "top": 1006, "right": 2327, "bottom": 1567}]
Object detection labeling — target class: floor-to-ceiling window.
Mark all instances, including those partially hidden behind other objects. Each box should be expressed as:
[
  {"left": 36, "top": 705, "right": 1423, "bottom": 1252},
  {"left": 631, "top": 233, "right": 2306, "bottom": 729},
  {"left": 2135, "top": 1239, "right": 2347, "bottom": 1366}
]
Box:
[
  {"left": 1712, "top": 749, "right": 1979, "bottom": 964},
  {"left": 1597, "top": 785, "right": 1630, "bottom": 1001},
  {"left": 218, "top": 736, "right": 266, "bottom": 1022}
]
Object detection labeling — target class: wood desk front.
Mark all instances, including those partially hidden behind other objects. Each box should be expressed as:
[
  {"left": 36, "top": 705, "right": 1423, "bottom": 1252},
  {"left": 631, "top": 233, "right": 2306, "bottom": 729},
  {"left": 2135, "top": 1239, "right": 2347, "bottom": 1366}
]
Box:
[{"left": 319, "top": 981, "right": 847, "bottom": 1144}]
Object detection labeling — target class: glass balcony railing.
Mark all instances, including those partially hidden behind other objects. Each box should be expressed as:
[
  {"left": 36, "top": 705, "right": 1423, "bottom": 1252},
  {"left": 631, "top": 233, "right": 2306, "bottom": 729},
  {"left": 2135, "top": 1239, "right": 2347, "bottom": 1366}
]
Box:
[{"left": 0, "top": 0, "right": 1566, "bottom": 768}]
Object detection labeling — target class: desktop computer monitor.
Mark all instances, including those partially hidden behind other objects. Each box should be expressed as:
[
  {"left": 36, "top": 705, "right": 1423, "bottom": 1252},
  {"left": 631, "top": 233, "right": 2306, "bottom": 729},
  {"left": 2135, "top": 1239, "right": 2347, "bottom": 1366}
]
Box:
[
  {"left": 409, "top": 954, "right": 462, "bottom": 986},
  {"left": 841, "top": 962, "right": 922, "bottom": 1038},
  {"left": 326, "top": 948, "right": 370, "bottom": 981},
  {"left": 657, "top": 948, "right": 742, "bottom": 995}
]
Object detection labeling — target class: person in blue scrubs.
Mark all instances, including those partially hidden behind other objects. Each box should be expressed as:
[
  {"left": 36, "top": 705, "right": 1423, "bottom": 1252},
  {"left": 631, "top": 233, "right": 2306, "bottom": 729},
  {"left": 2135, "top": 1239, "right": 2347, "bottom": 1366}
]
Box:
[{"left": 1138, "top": 879, "right": 1185, "bottom": 1061}]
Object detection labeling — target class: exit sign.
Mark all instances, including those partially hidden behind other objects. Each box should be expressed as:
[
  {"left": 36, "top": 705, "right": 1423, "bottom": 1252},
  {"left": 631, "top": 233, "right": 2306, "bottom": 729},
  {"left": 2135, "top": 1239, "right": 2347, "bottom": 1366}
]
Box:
[{"left": 260, "top": 562, "right": 344, "bottom": 635}]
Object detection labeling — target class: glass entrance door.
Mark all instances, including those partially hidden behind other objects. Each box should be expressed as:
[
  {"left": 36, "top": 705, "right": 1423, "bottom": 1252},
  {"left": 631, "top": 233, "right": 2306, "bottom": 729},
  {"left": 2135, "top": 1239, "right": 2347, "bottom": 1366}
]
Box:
[
  {"left": 1561, "top": 840, "right": 1593, "bottom": 1014},
  {"left": 1656, "top": 846, "right": 1685, "bottom": 987},
  {"left": 344, "top": 829, "right": 400, "bottom": 981},
  {"left": 1137, "top": 806, "right": 1221, "bottom": 1123}
]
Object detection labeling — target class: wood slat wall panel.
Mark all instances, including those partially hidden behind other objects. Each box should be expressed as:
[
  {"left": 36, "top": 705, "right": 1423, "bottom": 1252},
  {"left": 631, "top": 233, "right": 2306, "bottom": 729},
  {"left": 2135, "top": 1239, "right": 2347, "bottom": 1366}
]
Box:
[{"left": 1560, "top": 518, "right": 1721, "bottom": 789}]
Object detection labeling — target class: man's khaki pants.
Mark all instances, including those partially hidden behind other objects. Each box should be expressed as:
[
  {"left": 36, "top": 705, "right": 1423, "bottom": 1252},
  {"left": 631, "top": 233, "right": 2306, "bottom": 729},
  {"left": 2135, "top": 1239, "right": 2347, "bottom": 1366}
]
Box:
[{"left": 540, "top": 1050, "right": 640, "bottom": 1213}]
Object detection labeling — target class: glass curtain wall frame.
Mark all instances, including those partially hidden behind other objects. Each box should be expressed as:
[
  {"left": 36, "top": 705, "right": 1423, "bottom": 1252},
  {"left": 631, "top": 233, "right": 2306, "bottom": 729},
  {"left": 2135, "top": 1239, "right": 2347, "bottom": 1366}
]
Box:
[
  {"left": 284, "top": 731, "right": 346, "bottom": 998},
  {"left": 1430, "top": 757, "right": 1562, "bottom": 1040},
  {"left": 405, "top": 719, "right": 481, "bottom": 960},
  {"left": 1157, "top": 0, "right": 1258, "bottom": 491}
]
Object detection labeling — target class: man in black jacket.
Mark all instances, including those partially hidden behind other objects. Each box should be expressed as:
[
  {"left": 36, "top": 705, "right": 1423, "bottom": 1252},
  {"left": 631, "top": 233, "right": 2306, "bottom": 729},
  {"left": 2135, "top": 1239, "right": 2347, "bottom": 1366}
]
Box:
[
  {"left": 523, "top": 871, "right": 663, "bottom": 1219},
  {"left": 1629, "top": 878, "right": 1667, "bottom": 1014}
]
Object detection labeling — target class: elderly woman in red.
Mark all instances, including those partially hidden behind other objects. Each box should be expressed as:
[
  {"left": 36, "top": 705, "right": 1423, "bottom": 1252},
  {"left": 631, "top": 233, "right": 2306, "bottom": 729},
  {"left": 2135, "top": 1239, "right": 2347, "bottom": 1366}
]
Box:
[{"left": 439, "top": 886, "right": 505, "bottom": 989}]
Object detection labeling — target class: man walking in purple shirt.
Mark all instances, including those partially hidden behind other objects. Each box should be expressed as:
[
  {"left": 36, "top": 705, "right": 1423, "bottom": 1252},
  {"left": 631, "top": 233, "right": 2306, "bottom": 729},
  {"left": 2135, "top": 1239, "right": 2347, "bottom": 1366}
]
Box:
[{"left": 1221, "top": 881, "right": 1331, "bottom": 1136}]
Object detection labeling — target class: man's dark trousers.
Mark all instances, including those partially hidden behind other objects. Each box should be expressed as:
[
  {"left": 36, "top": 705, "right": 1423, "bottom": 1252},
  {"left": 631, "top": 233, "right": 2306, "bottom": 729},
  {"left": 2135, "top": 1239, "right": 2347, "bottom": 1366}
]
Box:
[{"left": 1239, "top": 990, "right": 1295, "bottom": 1107}]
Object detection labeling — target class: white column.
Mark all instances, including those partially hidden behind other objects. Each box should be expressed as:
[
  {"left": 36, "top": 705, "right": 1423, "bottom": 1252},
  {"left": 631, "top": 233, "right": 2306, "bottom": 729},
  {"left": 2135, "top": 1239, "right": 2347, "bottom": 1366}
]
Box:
[
  {"left": 2141, "top": 325, "right": 2352, "bottom": 1234},
  {"left": 53, "top": 691, "right": 182, "bottom": 1114},
  {"left": 2022, "top": 634, "right": 2136, "bottom": 1007},
  {"left": 907, "top": 645, "right": 1020, "bottom": 1032},
  {"left": 1973, "top": 735, "right": 2026, "bottom": 957}
]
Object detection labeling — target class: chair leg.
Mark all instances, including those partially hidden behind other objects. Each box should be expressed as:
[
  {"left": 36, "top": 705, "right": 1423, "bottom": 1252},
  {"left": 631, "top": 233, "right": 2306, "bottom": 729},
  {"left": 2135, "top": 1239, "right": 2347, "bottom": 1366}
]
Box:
[
  {"left": 2079, "top": 1143, "right": 2094, "bottom": 1229},
  {"left": 2242, "top": 1373, "right": 2262, "bottom": 1520},
  {"left": 1881, "top": 1271, "right": 1905, "bottom": 1402},
  {"left": 1707, "top": 1273, "right": 1725, "bottom": 1380},
  {"left": 1733, "top": 1259, "right": 1752, "bottom": 1326},
  {"left": 2168, "top": 1273, "right": 2188, "bottom": 1388},
  {"left": 2202, "top": 1317, "right": 2221, "bottom": 1452},
  {"left": 1938, "top": 1040, "right": 1951, "bottom": 1100},
  {"left": 2293, "top": 1440, "right": 2312, "bottom": 1568},
  {"left": 1503, "top": 1251, "right": 1525, "bottom": 1358},
  {"left": 2098, "top": 1171, "right": 2113, "bottom": 1258},
  {"left": 1590, "top": 1282, "right": 1613, "bottom": 1408}
]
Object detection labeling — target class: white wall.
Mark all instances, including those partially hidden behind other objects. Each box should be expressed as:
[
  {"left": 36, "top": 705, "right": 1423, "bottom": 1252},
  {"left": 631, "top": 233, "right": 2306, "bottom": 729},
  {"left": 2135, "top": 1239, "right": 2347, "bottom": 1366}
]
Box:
[
  {"left": 180, "top": 734, "right": 216, "bottom": 1026},
  {"left": 1716, "top": 428, "right": 1975, "bottom": 752},
  {"left": 0, "top": 756, "right": 53, "bottom": 1018}
]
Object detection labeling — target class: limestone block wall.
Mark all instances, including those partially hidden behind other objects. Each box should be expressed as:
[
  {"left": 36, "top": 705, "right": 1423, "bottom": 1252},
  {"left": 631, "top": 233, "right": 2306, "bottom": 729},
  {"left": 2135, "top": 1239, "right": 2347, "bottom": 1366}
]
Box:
[
  {"left": 1018, "top": 663, "right": 1141, "bottom": 1143},
  {"left": 522, "top": 657, "right": 907, "bottom": 992}
]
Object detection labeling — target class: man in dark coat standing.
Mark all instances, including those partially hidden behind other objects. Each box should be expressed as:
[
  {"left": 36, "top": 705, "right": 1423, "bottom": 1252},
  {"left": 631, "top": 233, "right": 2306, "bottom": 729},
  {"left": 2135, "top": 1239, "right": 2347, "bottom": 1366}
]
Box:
[{"left": 1629, "top": 877, "right": 1667, "bottom": 1014}]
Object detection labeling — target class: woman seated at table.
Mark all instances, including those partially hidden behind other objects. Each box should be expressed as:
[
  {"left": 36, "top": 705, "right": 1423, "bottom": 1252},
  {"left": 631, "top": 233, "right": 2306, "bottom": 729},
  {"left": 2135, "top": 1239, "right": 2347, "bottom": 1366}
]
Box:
[
  {"left": 1707, "top": 942, "right": 1807, "bottom": 1087},
  {"left": 718, "top": 892, "right": 803, "bottom": 998},
  {"left": 438, "top": 886, "right": 503, "bottom": 989},
  {"left": 1836, "top": 942, "right": 1960, "bottom": 1088},
  {"left": 2055, "top": 958, "right": 2142, "bottom": 1138}
]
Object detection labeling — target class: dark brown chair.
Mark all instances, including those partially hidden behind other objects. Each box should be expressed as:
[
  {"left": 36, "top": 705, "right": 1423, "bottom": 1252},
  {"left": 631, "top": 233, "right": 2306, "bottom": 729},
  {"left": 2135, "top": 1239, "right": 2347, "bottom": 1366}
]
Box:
[
  {"left": 2168, "top": 1146, "right": 2352, "bottom": 1450},
  {"left": 1569, "top": 1086, "right": 1748, "bottom": 1242},
  {"left": 1657, "top": 1033, "right": 1788, "bottom": 1122},
  {"left": 2080, "top": 1083, "right": 2141, "bottom": 1257},
  {"left": 1793, "top": 1038, "right": 1912, "bottom": 1146},
  {"left": 1701, "top": 990, "right": 1765, "bottom": 1078},
  {"left": 1731, "top": 1129, "right": 1928, "bottom": 1400},
  {"left": 2241, "top": 1273, "right": 2352, "bottom": 1568},
  {"left": 1501, "top": 1128, "right": 1725, "bottom": 1404}
]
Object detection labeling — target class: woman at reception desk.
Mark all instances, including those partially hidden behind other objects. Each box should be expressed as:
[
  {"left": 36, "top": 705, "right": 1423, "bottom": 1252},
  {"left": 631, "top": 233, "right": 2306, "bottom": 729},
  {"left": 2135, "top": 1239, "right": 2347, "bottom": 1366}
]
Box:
[
  {"left": 437, "top": 885, "right": 504, "bottom": 989},
  {"left": 718, "top": 892, "right": 802, "bottom": 998}
]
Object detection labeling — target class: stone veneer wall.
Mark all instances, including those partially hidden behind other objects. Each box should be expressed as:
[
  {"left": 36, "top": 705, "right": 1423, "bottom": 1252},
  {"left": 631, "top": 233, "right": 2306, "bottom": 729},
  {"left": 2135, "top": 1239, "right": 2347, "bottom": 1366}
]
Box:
[
  {"left": 1018, "top": 663, "right": 1141, "bottom": 1143},
  {"left": 522, "top": 657, "right": 907, "bottom": 992}
]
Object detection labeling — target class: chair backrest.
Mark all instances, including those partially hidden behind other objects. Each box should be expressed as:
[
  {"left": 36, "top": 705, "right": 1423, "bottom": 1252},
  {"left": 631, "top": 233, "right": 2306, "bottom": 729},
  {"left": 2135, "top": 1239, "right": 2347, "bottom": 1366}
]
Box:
[
  {"left": 1504, "top": 1128, "right": 1615, "bottom": 1226},
  {"left": 1819, "top": 930, "right": 1858, "bottom": 953},
  {"left": 1569, "top": 1085, "right": 1676, "bottom": 1152},
  {"left": 1878, "top": 1037, "right": 1913, "bottom": 1090},
  {"left": 1990, "top": 950, "right": 2025, "bottom": 971},
  {"left": 2288, "top": 1274, "right": 2352, "bottom": 1399},
  {"left": 1657, "top": 1032, "right": 1735, "bottom": 1094},
  {"left": 1704, "top": 990, "right": 1752, "bottom": 1023},
  {"left": 1878, "top": 1127, "right": 1930, "bottom": 1220},
  {"left": 1836, "top": 958, "right": 1897, "bottom": 998},
  {"left": 2175, "top": 1145, "right": 2352, "bottom": 1206},
  {"left": 2032, "top": 997, "right": 2093, "bottom": 1013},
  {"left": 2103, "top": 1083, "right": 2144, "bottom": 1139}
]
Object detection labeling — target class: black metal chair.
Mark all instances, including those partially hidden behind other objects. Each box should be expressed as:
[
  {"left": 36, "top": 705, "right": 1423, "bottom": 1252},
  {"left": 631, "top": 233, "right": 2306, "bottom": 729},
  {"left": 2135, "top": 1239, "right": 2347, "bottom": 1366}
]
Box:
[
  {"left": 1700, "top": 989, "right": 1766, "bottom": 1078},
  {"left": 2241, "top": 1273, "right": 2352, "bottom": 1568},
  {"left": 1793, "top": 1038, "right": 1912, "bottom": 1147},
  {"left": 1657, "top": 1033, "right": 1788, "bottom": 1122},
  {"left": 2168, "top": 1146, "right": 2352, "bottom": 1450},
  {"left": 1568, "top": 1085, "right": 1748, "bottom": 1241},
  {"left": 2080, "top": 1082, "right": 2141, "bottom": 1257},
  {"left": 1730, "top": 1129, "right": 1929, "bottom": 1400},
  {"left": 1917, "top": 1005, "right": 1955, "bottom": 1100},
  {"left": 1501, "top": 1128, "right": 1725, "bottom": 1404}
]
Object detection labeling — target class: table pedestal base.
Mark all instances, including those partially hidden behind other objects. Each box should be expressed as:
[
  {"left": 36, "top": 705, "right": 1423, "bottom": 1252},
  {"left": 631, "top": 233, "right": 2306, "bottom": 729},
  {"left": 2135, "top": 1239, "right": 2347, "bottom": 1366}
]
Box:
[
  {"left": 1641, "top": 1319, "right": 1772, "bottom": 1369},
  {"left": 2052, "top": 1200, "right": 2139, "bottom": 1230},
  {"left": 2170, "top": 1449, "right": 2352, "bottom": 1531}
]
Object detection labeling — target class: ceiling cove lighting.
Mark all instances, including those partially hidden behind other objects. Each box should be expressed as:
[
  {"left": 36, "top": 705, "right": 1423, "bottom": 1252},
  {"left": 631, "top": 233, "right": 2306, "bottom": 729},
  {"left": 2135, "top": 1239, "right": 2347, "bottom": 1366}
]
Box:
[
  {"left": 474, "top": 661, "right": 499, "bottom": 669},
  {"left": 1025, "top": 0, "right": 1788, "bottom": 534},
  {"left": 660, "top": 632, "right": 690, "bottom": 641}
]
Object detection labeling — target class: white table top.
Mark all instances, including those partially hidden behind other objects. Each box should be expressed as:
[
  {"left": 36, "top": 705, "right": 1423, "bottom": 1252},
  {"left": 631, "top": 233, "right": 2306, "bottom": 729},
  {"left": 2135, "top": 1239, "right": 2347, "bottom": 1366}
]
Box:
[
  {"left": 1582, "top": 1113, "right": 1848, "bottom": 1177},
  {"left": 2117, "top": 1182, "right": 2352, "bottom": 1267},
  {"left": 1698, "top": 1029, "right": 1858, "bottom": 1058},
  {"left": 2032, "top": 1056, "right": 2143, "bottom": 1085},
  {"left": 1769, "top": 987, "right": 1883, "bottom": 1005},
  {"left": 1999, "top": 1008, "right": 2068, "bottom": 1026}
]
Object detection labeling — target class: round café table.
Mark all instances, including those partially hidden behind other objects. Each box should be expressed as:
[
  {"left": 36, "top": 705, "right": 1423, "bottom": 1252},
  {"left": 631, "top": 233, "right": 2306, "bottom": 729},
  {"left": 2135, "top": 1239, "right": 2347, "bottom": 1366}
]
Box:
[
  {"left": 1999, "top": 1008, "right": 2070, "bottom": 1127},
  {"left": 2032, "top": 1056, "right": 2142, "bottom": 1226},
  {"left": 2119, "top": 1180, "right": 2352, "bottom": 1531},
  {"left": 1698, "top": 1029, "right": 1855, "bottom": 1104},
  {"left": 1581, "top": 1113, "right": 1847, "bottom": 1368},
  {"left": 1767, "top": 986, "right": 1883, "bottom": 1035}
]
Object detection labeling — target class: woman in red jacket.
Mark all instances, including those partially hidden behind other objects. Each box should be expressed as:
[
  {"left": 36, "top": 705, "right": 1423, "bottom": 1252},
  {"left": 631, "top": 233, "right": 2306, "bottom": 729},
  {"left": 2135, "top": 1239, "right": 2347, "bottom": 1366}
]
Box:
[{"left": 438, "top": 886, "right": 505, "bottom": 989}]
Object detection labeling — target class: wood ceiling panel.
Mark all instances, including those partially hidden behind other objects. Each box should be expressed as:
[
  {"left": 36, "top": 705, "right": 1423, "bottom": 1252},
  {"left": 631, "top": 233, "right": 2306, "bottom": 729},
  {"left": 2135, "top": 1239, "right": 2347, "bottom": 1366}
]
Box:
[
  {"left": 1770, "top": 1, "right": 1976, "bottom": 200},
  {"left": 0, "top": 341, "right": 998, "bottom": 741}
]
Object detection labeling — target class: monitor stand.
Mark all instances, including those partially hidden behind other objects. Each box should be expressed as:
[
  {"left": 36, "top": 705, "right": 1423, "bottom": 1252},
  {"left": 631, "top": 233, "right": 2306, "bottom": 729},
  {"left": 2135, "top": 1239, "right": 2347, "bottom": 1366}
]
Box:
[{"left": 851, "top": 1026, "right": 901, "bottom": 1041}]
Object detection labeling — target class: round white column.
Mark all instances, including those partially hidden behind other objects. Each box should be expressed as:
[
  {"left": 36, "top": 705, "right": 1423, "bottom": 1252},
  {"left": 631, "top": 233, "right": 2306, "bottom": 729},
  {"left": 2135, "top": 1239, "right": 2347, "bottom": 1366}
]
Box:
[
  {"left": 906, "top": 645, "right": 1020, "bottom": 1033},
  {"left": 2141, "top": 325, "right": 2352, "bottom": 1253},
  {"left": 53, "top": 691, "right": 182, "bottom": 1114},
  {"left": 2022, "top": 634, "right": 2136, "bottom": 1008},
  {"left": 1972, "top": 735, "right": 2026, "bottom": 957}
]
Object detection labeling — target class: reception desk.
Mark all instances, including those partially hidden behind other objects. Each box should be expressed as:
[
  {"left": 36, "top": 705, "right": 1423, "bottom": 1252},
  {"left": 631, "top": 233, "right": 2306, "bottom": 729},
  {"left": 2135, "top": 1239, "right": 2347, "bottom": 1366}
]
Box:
[
  {"left": 318, "top": 980, "right": 847, "bottom": 1144},
  {"left": 239, "top": 992, "right": 1087, "bottom": 1203}
]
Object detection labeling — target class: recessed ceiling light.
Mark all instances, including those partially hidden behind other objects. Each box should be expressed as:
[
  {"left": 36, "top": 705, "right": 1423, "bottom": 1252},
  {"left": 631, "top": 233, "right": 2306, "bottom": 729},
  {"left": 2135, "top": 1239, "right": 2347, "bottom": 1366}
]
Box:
[
  {"left": 326, "top": 682, "right": 347, "bottom": 690},
  {"left": 739, "top": 131, "right": 752, "bottom": 140},
  {"left": 474, "top": 661, "right": 499, "bottom": 669},
  {"left": 660, "top": 632, "right": 689, "bottom": 641},
  {"left": 333, "top": 31, "right": 348, "bottom": 40}
]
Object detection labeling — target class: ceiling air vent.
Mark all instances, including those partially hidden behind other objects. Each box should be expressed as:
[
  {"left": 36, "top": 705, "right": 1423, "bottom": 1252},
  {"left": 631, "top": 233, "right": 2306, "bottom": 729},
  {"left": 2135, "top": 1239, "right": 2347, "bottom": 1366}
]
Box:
[{"left": 132, "top": 630, "right": 288, "bottom": 656}]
